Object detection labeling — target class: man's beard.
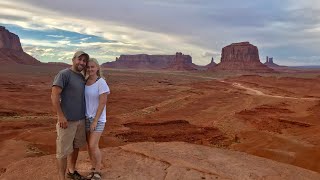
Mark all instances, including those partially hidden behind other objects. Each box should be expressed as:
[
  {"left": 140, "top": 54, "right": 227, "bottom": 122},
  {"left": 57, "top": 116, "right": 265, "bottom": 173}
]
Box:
[{"left": 75, "top": 64, "right": 84, "bottom": 72}]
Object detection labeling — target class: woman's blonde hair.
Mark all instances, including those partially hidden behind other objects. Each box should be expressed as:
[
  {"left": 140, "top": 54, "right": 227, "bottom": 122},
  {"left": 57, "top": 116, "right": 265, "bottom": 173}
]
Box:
[{"left": 87, "top": 58, "right": 105, "bottom": 79}]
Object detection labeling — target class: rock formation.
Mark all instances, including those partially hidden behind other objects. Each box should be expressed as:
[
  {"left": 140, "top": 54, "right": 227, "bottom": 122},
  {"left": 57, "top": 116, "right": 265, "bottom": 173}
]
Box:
[
  {"left": 204, "top": 57, "right": 217, "bottom": 69},
  {"left": 2, "top": 142, "right": 320, "bottom": 180},
  {"left": 264, "top": 56, "right": 281, "bottom": 67},
  {"left": 102, "top": 54, "right": 173, "bottom": 69},
  {"left": 165, "top": 52, "right": 198, "bottom": 71},
  {"left": 210, "top": 42, "right": 272, "bottom": 72},
  {"left": 0, "top": 26, "right": 41, "bottom": 65},
  {"left": 102, "top": 52, "right": 198, "bottom": 71},
  {"left": 0, "top": 26, "right": 22, "bottom": 51}
]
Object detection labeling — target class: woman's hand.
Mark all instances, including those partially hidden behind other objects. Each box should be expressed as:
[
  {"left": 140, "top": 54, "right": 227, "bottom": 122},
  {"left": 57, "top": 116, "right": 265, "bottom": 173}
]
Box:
[{"left": 90, "top": 120, "right": 98, "bottom": 132}]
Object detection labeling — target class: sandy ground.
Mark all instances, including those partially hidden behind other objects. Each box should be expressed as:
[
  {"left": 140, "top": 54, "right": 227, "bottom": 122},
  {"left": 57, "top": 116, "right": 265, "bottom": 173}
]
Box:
[{"left": 1, "top": 64, "right": 320, "bottom": 176}]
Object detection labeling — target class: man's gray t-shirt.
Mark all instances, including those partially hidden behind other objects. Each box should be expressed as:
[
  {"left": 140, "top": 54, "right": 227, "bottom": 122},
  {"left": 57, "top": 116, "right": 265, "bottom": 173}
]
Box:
[{"left": 52, "top": 68, "right": 86, "bottom": 121}]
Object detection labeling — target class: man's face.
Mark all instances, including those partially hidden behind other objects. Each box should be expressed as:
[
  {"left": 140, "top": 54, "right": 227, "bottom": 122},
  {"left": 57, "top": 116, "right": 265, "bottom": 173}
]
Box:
[{"left": 72, "top": 55, "right": 88, "bottom": 72}]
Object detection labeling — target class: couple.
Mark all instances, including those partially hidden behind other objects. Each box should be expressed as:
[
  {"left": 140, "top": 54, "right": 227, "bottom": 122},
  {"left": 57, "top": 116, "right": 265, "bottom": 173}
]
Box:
[{"left": 51, "top": 51, "right": 110, "bottom": 180}]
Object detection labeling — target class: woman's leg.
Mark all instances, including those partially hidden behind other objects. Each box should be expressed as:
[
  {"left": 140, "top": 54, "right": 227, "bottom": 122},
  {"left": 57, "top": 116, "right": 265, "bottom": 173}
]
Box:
[
  {"left": 88, "top": 131, "right": 103, "bottom": 171},
  {"left": 86, "top": 132, "right": 94, "bottom": 169}
]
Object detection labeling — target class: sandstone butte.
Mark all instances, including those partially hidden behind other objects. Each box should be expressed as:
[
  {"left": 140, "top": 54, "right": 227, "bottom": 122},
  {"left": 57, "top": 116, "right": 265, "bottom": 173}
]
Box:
[
  {"left": 102, "top": 52, "right": 199, "bottom": 71},
  {"left": 210, "top": 42, "right": 273, "bottom": 72},
  {"left": 0, "top": 26, "right": 41, "bottom": 65}
]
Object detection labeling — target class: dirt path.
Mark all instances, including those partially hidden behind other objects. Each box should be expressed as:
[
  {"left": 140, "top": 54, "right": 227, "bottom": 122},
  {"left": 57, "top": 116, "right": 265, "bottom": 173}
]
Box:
[
  {"left": 231, "top": 82, "right": 319, "bottom": 100},
  {"left": 165, "top": 72, "right": 320, "bottom": 101}
]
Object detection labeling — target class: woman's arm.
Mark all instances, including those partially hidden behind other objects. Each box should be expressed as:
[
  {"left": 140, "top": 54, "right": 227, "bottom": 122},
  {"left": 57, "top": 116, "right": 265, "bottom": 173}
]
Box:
[{"left": 90, "top": 93, "right": 108, "bottom": 131}]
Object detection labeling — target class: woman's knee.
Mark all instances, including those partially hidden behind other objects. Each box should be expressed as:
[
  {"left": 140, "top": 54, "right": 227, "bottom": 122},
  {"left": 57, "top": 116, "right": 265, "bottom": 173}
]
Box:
[{"left": 89, "top": 143, "right": 99, "bottom": 151}]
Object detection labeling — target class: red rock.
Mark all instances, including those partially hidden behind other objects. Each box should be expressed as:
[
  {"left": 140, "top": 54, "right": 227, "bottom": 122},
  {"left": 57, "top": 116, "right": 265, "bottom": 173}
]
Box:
[
  {"left": 165, "top": 52, "right": 198, "bottom": 71},
  {"left": 102, "top": 52, "right": 198, "bottom": 71},
  {"left": 0, "top": 49, "right": 41, "bottom": 65},
  {"left": 0, "top": 26, "right": 22, "bottom": 51},
  {"left": 204, "top": 57, "right": 216, "bottom": 69},
  {"left": 264, "top": 56, "right": 280, "bottom": 67},
  {"left": 2, "top": 142, "right": 320, "bottom": 180},
  {"left": 0, "top": 26, "right": 41, "bottom": 65},
  {"left": 210, "top": 42, "right": 273, "bottom": 72},
  {"left": 102, "top": 54, "right": 173, "bottom": 69}
]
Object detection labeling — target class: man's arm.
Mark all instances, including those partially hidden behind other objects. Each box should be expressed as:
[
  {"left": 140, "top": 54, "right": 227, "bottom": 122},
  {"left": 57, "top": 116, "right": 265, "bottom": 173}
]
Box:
[{"left": 51, "top": 86, "right": 68, "bottom": 129}]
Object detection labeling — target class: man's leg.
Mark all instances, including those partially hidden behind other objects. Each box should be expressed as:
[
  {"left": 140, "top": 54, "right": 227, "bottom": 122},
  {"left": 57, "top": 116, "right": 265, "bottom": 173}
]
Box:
[
  {"left": 68, "top": 148, "right": 79, "bottom": 173},
  {"left": 57, "top": 157, "right": 67, "bottom": 180},
  {"left": 56, "top": 122, "right": 77, "bottom": 180},
  {"left": 69, "top": 120, "right": 86, "bottom": 173}
]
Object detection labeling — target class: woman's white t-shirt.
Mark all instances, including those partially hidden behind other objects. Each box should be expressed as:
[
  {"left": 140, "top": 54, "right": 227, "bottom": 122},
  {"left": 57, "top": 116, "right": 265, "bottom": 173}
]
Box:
[{"left": 85, "top": 78, "right": 110, "bottom": 122}]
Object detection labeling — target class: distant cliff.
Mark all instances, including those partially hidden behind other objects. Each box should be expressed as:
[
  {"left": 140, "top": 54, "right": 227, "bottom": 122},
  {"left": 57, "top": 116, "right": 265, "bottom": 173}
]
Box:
[
  {"left": 0, "top": 26, "right": 23, "bottom": 51},
  {"left": 102, "top": 52, "right": 199, "bottom": 71},
  {"left": 264, "top": 56, "right": 281, "bottom": 68},
  {"left": 204, "top": 57, "right": 216, "bottom": 69},
  {"left": 0, "top": 26, "right": 41, "bottom": 65},
  {"left": 210, "top": 42, "right": 273, "bottom": 72}
]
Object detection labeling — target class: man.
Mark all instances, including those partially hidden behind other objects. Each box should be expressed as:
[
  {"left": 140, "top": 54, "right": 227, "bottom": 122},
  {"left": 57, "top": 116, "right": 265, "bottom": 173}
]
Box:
[{"left": 51, "top": 51, "right": 89, "bottom": 180}]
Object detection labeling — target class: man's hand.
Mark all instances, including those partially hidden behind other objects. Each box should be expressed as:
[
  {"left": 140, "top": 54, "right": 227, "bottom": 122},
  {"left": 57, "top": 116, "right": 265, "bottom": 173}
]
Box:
[
  {"left": 58, "top": 115, "right": 68, "bottom": 129},
  {"left": 51, "top": 86, "right": 68, "bottom": 129}
]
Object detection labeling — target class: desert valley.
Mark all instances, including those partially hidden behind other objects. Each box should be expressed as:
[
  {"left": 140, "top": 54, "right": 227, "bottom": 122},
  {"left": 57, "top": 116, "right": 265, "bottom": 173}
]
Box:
[{"left": 1, "top": 26, "right": 320, "bottom": 179}]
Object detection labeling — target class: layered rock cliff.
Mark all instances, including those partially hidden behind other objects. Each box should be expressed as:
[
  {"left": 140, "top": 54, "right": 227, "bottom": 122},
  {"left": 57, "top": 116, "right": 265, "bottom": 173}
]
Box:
[
  {"left": 0, "top": 26, "right": 41, "bottom": 65},
  {"left": 102, "top": 52, "right": 198, "bottom": 71},
  {"left": 165, "top": 52, "right": 198, "bottom": 71},
  {"left": 102, "top": 54, "right": 174, "bottom": 69},
  {"left": 0, "top": 26, "right": 22, "bottom": 51}
]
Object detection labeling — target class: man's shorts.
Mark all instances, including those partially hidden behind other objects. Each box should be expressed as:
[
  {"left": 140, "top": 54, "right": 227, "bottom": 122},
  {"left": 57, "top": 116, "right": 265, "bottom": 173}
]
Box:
[
  {"left": 56, "top": 120, "right": 86, "bottom": 159},
  {"left": 85, "top": 117, "right": 106, "bottom": 132}
]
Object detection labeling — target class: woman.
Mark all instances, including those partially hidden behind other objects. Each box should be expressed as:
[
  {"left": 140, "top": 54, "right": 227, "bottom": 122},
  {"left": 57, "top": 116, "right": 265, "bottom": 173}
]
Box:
[{"left": 85, "top": 58, "right": 110, "bottom": 180}]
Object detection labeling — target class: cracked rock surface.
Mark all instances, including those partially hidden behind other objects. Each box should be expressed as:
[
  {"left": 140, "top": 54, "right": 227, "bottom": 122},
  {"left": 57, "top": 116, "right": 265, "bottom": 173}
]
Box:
[{"left": 1, "top": 142, "right": 320, "bottom": 180}]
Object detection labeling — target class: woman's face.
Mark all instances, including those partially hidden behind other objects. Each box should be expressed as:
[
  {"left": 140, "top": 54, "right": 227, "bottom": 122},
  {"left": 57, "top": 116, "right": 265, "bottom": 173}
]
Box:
[{"left": 86, "top": 61, "right": 98, "bottom": 76}]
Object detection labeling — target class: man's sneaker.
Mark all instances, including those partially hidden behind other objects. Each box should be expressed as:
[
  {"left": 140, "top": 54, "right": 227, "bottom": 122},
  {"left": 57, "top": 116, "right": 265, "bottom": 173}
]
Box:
[{"left": 67, "top": 170, "right": 86, "bottom": 180}]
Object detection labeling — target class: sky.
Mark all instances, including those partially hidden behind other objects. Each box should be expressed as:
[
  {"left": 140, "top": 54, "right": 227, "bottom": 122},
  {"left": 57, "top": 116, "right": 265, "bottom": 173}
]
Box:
[{"left": 1, "top": 0, "right": 320, "bottom": 66}]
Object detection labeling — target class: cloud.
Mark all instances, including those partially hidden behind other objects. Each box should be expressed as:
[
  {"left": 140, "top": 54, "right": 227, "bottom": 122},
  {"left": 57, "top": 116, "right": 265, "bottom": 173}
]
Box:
[
  {"left": 47, "top": 34, "right": 64, "bottom": 38},
  {"left": 1, "top": 0, "right": 320, "bottom": 65},
  {"left": 20, "top": 39, "right": 58, "bottom": 47},
  {"left": 80, "top": 37, "right": 91, "bottom": 41},
  {"left": 201, "top": 51, "right": 220, "bottom": 58}
]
